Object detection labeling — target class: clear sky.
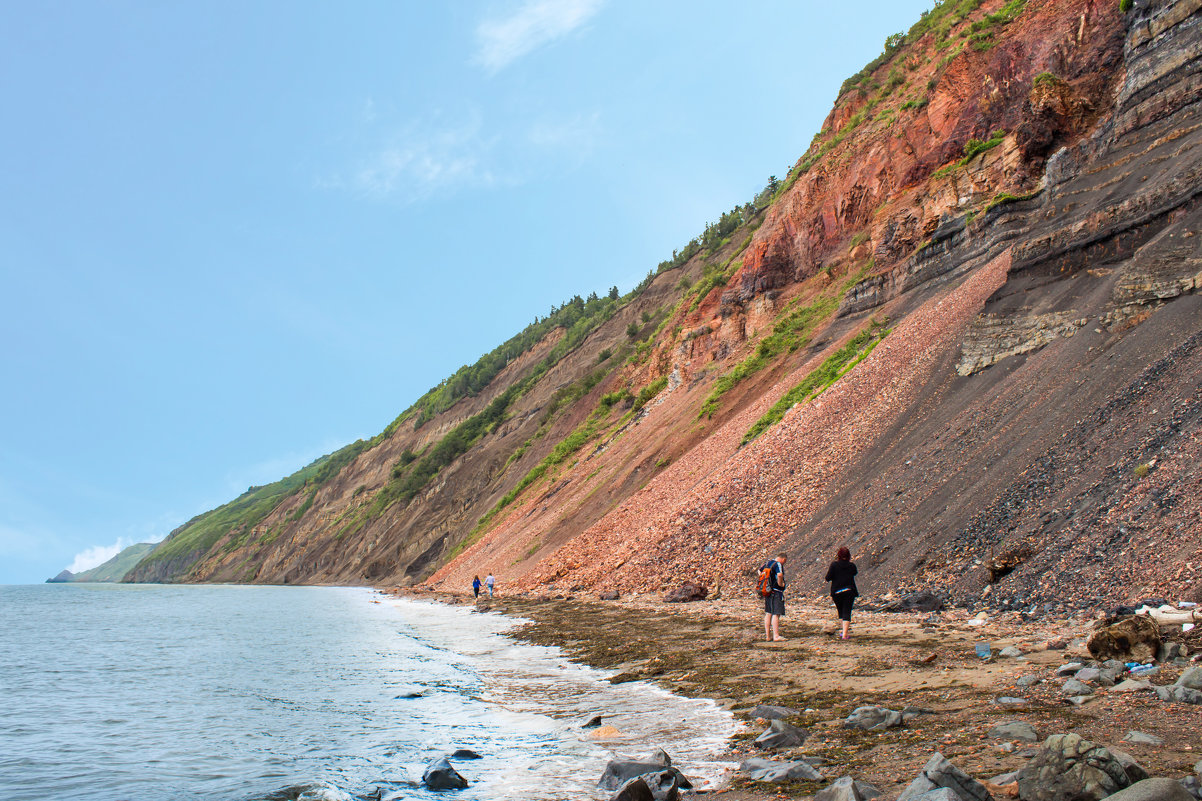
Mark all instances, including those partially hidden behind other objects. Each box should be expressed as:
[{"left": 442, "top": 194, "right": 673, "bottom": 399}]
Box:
[{"left": 1, "top": 0, "right": 936, "bottom": 584}]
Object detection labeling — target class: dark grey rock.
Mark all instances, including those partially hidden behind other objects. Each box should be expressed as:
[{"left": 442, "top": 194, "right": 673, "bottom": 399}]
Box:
[
  {"left": 1100, "top": 777, "right": 1194, "bottom": 801},
  {"left": 1194, "top": 759, "right": 1202, "bottom": 776},
  {"left": 598, "top": 761, "right": 693, "bottom": 792},
  {"left": 611, "top": 775, "right": 656, "bottom": 801},
  {"left": 987, "top": 721, "right": 1039, "bottom": 743},
  {"left": 1113, "top": 679, "right": 1154, "bottom": 693},
  {"left": 583, "top": 714, "right": 603, "bottom": 728},
  {"left": 599, "top": 590, "right": 620, "bottom": 601},
  {"left": 1016, "top": 675, "right": 1042, "bottom": 687},
  {"left": 1057, "top": 662, "right": 1085, "bottom": 676},
  {"left": 995, "top": 696, "right": 1029, "bottom": 707},
  {"left": 1017, "top": 733, "right": 1131, "bottom": 801},
  {"left": 640, "top": 749, "right": 671, "bottom": 767},
  {"left": 612, "top": 770, "right": 681, "bottom": 801},
  {"left": 1076, "top": 668, "right": 1102, "bottom": 683},
  {"left": 907, "top": 790, "right": 964, "bottom": 801},
  {"left": 747, "top": 704, "right": 801, "bottom": 720},
  {"left": 1159, "top": 642, "right": 1188, "bottom": 664},
  {"left": 1097, "top": 667, "right": 1122, "bottom": 686},
  {"left": 999, "top": 646, "right": 1023, "bottom": 658},
  {"left": 813, "top": 775, "right": 882, "bottom": 801},
  {"left": 422, "top": 757, "right": 468, "bottom": 790},
  {"left": 990, "top": 770, "right": 1021, "bottom": 785},
  {"left": 896, "top": 753, "right": 992, "bottom": 801},
  {"left": 754, "top": 719, "right": 809, "bottom": 749},
  {"left": 1154, "top": 685, "right": 1202, "bottom": 704},
  {"left": 1180, "top": 775, "right": 1202, "bottom": 799},
  {"left": 1121, "top": 731, "right": 1164, "bottom": 746},
  {"left": 663, "top": 582, "right": 707, "bottom": 603},
  {"left": 843, "top": 706, "right": 903, "bottom": 732},
  {"left": 449, "top": 749, "right": 482, "bottom": 760},
  {"left": 740, "top": 757, "right": 822, "bottom": 783},
  {"left": 1108, "top": 748, "right": 1150, "bottom": 784},
  {"left": 1176, "top": 666, "right": 1202, "bottom": 690},
  {"left": 888, "top": 591, "right": 945, "bottom": 612}
]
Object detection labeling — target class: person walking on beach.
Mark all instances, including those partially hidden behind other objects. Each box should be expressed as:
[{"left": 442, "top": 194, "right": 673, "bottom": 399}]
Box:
[
  {"left": 485, "top": 572, "right": 495, "bottom": 598},
  {"left": 472, "top": 575, "right": 482, "bottom": 599},
  {"left": 761, "top": 553, "right": 787, "bottom": 642},
  {"left": 825, "top": 546, "right": 859, "bottom": 640}
]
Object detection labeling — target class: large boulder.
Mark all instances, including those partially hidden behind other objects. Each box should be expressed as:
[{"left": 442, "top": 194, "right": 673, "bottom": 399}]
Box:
[
  {"left": 896, "top": 753, "right": 992, "bottom": 801},
  {"left": 754, "top": 719, "right": 809, "bottom": 749},
  {"left": 1176, "top": 667, "right": 1202, "bottom": 690},
  {"left": 598, "top": 760, "right": 692, "bottom": 792},
  {"left": 739, "top": 757, "right": 823, "bottom": 782},
  {"left": 1017, "top": 734, "right": 1131, "bottom": 801},
  {"left": 1088, "top": 616, "right": 1162, "bottom": 662},
  {"left": 814, "top": 775, "right": 882, "bottom": 801},
  {"left": 843, "top": 706, "right": 903, "bottom": 731},
  {"left": 663, "top": 582, "right": 708, "bottom": 603},
  {"left": 1098, "top": 778, "right": 1195, "bottom": 801},
  {"left": 422, "top": 757, "right": 469, "bottom": 790},
  {"left": 611, "top": 770, "right": 680, "bottom": 801}
]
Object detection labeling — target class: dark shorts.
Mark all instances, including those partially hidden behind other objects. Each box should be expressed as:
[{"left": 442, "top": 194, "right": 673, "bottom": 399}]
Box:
[
  {"left": 833, "top": 590, "right": 855, "bottom": 621},
  {"left": 765, "top": 592, "right": 785, "bottom": 617}
]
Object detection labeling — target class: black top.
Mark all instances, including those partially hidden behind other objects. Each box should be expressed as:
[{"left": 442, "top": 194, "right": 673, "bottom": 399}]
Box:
[
  {"left": 765, "top": 559, "right": 786, "bottom": 594},
  {"left": 824, "top": 560, "right": 858, "bottom": 597}
]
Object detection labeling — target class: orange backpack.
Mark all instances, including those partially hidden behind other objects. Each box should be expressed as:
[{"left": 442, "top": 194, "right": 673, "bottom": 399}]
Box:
[{"left": 756, "top": 563, "right": 774, "bottom": 597}]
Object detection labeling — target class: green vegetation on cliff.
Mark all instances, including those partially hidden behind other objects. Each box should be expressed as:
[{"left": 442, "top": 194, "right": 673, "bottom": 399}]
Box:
[{"left": 70, "top": 543, "right": 157, "bottom": 582}]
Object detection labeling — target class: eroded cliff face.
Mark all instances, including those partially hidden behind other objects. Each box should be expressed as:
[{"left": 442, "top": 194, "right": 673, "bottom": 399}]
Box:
[
  {"left": 132, "top": 0, "right": 1202, "bottom": 609},
  {"left": 433, "top": 0, "right": 1202, "bottom": 608}
]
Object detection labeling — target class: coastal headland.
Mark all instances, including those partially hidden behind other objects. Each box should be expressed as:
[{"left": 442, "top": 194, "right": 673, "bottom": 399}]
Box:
[{"left": 393, "top": 586, "right": 1202, "bottom": 799}]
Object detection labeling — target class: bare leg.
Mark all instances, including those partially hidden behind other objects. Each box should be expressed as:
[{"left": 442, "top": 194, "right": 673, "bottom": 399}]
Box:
[
  {"left": 763, "top": 612, "right": 772, "bottom": 641},
  {"left": 841, "top": 619, "right": 850, "bottom": 639},
  {"left": 771, "top": 615, "right": 785, "bottom": 641}
]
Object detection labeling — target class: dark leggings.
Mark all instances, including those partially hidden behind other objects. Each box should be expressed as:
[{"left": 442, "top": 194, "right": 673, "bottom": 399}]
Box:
[{"left": 834, "top": 592, "right": 855, "bottom": 621}]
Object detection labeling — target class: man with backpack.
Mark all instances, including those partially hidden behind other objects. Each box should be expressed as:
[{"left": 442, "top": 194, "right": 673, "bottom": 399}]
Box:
[{"left": 759, "top": 553, "right": 788, "bottom": 642}]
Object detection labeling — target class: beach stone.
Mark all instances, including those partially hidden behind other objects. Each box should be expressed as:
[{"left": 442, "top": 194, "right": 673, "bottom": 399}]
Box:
[
  {"left": 1100, "top": 777, "right": 1194, "bottom": 801},
  {"left": 896, "top": 753, "right": 991, "bottom": 801},
  {"left": 814, "top": 775, "right": 881, "bottom": 801},
  {"left": 1113, "top": 679, "right": 1153, "bottom": 693},
  {"left": 1063, "top": 678, "right": 1094, "bottom": 696},
  {"left": 843, "top": 706, "right": 903, "bottom": 731},
  {"left": 999, "top": 646, "right": 1023, "bottom": 658},
  {"left": 662, "top": 582, "right": 707, "bottom": 603},
  {"left": 739, "top": 757, "right": 822, "bottom": 782},
  {"left": 1057, "top": 662, "right": 1085, "bottom": 676},
  {"left": 598, "top": 761, "right": 692, "bottom": 792},
  {"left": 583, "top": 715, "right": 603, "bottom": 728},
  {"left": 991, "top": 770, "right": 1021, "bottom": 785},
  {"left": 422, "top": 757, "right": 468, "bottom": 790},
  {"left": 996, "top": 696, "right": 1029, "bottom": 707},
  {"left": 905, "top": 790, "right": 964, "bottom": 801},
  {"left": 988, "top": 721, "right": 1039, "bottom": 743},
  {"left": 754, "top": 719, "right": 809, "bottom": 749},
  {"left": 1017, "top": 733, "right": 1131, "bottom": 801},
  {"left": 1068, "top": 695, "right": 1097, "bottom": 706},
  {"left": 747, "top": 703, "right": 800, "bottom": 720},
  {"left": 1076, "top": 667, "right": 1103, "bottom": 683},
  {"left": 611, "top": 770, "right": 680, "bottom": 801},
  {"left": 1154, "top": 685, "right": 1202, "bottom": 704},
  {"left": 449, "top": 749, "right": 482, "bottom": 759},
  {"left": 1097, "top": 667, "right": 1122, "bottom": 686},
  {"left": 1016, "top": 675, "right": 1042, "bottom": 687},
  {"left": 1122, "top": 731, "right": 1164, "bottom": 746},
  {"left": 1159, "top": 642, "right": 1188, "bottom": 663},
  {"left": 1179, "top": 776, "right": 1202, "bottom": 799},
  {"left": 1176, "top": 667, "right": 1202, "bottom": 690},
  {"left": 598, "top": 590, "right": 620, "bottom": 601}
]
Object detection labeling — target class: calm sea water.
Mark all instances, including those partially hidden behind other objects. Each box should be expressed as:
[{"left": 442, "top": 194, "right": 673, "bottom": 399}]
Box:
[{"left": 0, "top": 584, "right": 737, "bottom": 801}]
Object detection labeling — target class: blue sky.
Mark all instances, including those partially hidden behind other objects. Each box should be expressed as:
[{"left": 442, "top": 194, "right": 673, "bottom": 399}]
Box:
[{"left": 1, "top": 0, "right": 935, "bottom": 583}]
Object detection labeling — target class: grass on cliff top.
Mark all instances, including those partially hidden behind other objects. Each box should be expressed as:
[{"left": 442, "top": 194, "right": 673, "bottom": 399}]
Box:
[
  {"left": 742, "top": 320, "right": 890, "bottom": 445},
  {"left": 698, "top": 266, "right": 872, "bottom": 420},
  {"left": 135, "top": 438, "right": 370, "bottom": 574}
]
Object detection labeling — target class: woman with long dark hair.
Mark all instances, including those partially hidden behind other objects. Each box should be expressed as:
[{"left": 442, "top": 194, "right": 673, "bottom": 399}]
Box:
[{"left": 824, "top": 546, "right": 859, "bottom": 640}]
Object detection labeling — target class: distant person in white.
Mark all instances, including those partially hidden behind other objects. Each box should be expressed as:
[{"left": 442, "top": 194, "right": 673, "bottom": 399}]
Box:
[{"left": 485, "top": 573, "right": 495, "bottom": 597}]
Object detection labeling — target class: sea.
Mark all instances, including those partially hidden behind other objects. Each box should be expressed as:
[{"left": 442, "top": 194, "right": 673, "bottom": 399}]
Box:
[{"left": 0, "top": 584, "right": 738, "bottom": 801}]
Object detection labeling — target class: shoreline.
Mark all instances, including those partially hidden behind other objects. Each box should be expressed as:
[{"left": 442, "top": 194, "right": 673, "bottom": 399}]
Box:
[{"left": 388, "top": 586, "right": 1202, "bottom": 799}]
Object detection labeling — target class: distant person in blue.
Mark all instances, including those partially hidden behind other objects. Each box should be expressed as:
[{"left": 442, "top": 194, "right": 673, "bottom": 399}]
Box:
[
  {"left": 762, "top": 553, "right": 787, "bottom": 642},
  {"left": 485, "top": 573, "right": 495, "bottom": 598},
  {"left": 825, "top": 546, "right": 859, "bottom": 640},
  {"left": 472, "top": 575, "right": 481, "bottom": 599}
]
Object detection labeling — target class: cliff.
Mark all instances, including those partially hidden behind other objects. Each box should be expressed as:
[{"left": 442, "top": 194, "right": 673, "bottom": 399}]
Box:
[{"left": 127, "top": 0, "right": 1202, "bottom": 610}]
